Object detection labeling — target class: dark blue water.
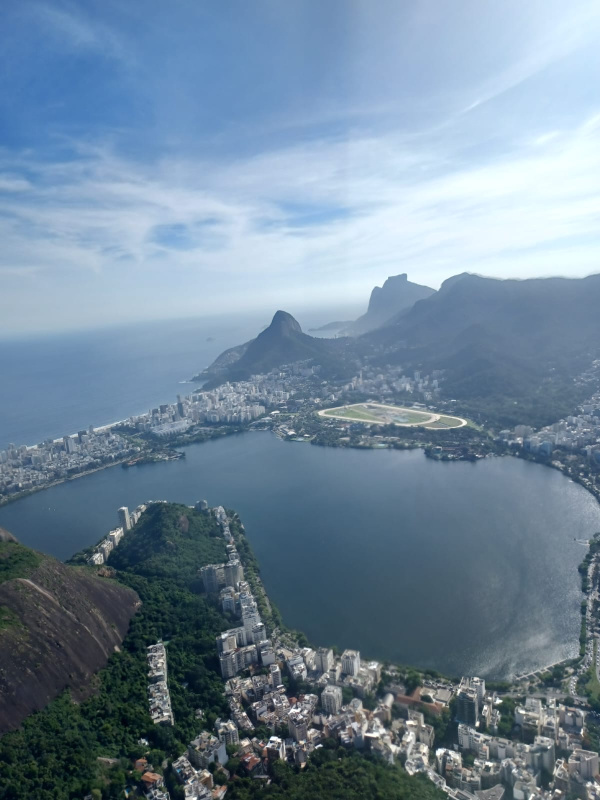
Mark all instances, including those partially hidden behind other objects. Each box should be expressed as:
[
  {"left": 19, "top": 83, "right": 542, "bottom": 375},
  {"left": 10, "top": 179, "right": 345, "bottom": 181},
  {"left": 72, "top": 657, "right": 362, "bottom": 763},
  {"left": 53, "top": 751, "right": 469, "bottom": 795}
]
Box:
[
  {"left": 0, "top": 315, "right": 266, "bottom": 449},
  {"left": 0, "top": 432, "right": 594, "bottom": 679}
]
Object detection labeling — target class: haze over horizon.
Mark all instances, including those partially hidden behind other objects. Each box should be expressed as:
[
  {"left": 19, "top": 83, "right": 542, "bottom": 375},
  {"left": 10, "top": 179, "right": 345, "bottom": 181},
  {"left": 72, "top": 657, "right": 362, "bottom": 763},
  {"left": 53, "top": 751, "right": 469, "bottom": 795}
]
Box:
[{"left": 2, "top": 0, "right": 600, "bottom": 334}]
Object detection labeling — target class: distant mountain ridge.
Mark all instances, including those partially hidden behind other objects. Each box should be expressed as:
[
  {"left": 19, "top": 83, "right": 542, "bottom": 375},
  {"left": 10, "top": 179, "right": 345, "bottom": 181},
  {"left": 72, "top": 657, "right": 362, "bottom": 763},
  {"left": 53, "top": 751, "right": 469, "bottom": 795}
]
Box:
[
  {"left": 344, "top": 273, "right": 435, "bottom": 335},
  {"left": 202, "top": 310, "right": 341, "bottom": 385},
  {"left": 199, "top": 271, "right": 600, "bottom": 426},
  {"left": 200, "top": 275, "right": 435, "bottom": 383},
  {"left": 368, "top": 271, "right": 600, "bottom": 425},
  {"left": 0, "top": 536, "right": 139, "bottom": 735}
]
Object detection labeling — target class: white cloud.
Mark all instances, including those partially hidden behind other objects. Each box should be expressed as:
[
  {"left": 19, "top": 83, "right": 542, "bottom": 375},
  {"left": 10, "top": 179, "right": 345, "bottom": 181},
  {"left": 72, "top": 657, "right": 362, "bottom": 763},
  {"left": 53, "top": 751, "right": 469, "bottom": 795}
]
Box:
[
  {"left": 0, "top": 175, "right": 31, "bottom": 192},
  {"left": 459, "top": 1, "right": 600, "bottom": 114},
  {"left": 1, "top": 107, "right": 600, "bottom": 331}
]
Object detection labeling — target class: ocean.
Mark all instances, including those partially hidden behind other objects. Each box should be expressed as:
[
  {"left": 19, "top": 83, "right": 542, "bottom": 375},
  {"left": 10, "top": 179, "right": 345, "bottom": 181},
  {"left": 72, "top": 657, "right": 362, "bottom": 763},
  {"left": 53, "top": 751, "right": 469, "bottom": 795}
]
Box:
[{"left": 0, "top": 309, "right": 344, "bottom": 450}]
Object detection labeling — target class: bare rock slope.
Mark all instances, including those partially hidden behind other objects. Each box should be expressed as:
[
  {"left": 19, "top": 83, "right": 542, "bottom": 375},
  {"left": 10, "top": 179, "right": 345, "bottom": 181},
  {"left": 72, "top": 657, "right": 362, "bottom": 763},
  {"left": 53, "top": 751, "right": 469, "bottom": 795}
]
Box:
[{"left": 0, "top": 538, "right": 139, "bottom": 735}]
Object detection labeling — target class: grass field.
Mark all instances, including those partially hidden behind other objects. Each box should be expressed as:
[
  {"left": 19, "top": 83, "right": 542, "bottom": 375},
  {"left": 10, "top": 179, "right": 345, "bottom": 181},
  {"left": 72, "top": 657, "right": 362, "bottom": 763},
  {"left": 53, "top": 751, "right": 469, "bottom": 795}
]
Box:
[
  {"left": 322, "top": 406, "right": 381, "bottom": 422},
  {"left": 319, "top": 403, "right": 467, "bottom": 429},
  {"left": 425, "top": 415, "right": 465, "bottom": 429},
  {"left": 582, "top": 639, "right": 600, "bottom": 703}
]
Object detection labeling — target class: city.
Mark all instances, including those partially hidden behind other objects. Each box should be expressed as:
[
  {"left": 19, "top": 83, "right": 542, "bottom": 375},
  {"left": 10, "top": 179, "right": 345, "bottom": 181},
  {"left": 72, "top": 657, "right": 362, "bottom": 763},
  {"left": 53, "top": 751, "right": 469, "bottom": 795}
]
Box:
[
  {"left": 2, "top": 2, "right": 600, "bottom": 798},
  {"left": 85, "top": 501, "right": 600, "bottom": 800},
  {"left": 0, "top": 362, "right": 452, "bottom": 505}
]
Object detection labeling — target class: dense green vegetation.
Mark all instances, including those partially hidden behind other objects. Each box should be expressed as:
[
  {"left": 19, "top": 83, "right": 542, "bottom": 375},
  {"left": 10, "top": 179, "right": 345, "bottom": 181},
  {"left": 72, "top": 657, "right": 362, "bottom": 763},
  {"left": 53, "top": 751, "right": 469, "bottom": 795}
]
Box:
[
  {"left": 0, "top": 541, "right": 42, "bottom": 583},
  {"left": 108, "top": 502, "right": 227, "bottom": 585},
  {"left": 584, "top": 715, "right": 600, "bottom": 751},
  {"left": 0, "top": 504, "right": 230, "bottom": 799},
  {"left": 228, "top": 742, "right": 443, "bottom": 800},
  {"left": 579, "top": 641, "right": 600, "bottom": 704},
  {"left": 0, "top": 502, "right": 441, "bottom": 800},
  {"left": 440, "top": 356, "right": 589, "bottom": 429},
  {"left": 496, "top": 697, "right": 520, "bottom": 739}
]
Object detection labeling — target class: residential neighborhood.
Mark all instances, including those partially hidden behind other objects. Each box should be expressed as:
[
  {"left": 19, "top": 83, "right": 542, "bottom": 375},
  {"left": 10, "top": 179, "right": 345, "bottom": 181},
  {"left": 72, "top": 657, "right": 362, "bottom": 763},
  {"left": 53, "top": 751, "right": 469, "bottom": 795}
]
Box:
[{"left": 118, "top": 504, "right": 600, "bottom": 800}]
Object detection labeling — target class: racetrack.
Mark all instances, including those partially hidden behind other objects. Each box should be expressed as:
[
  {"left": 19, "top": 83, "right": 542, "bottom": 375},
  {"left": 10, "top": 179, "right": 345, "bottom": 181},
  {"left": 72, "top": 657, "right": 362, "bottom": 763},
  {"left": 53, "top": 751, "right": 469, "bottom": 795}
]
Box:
[{"left": 318, "top": 402, "right": 467, "bottom": 429}]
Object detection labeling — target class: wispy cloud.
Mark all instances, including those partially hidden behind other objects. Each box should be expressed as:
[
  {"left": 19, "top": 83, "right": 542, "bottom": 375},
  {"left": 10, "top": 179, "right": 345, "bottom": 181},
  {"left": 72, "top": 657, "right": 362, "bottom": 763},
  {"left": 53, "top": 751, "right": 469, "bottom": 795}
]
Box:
[
  {"left": 459, "top": 1, "right": 600, "bottom": 114},
  {"left": 1, "top": 110, "right": 599, "bottom": 312},
  {"left": 0, "top": 176, "right": 31, "bottom": 192},
  {"left": 1, "top": 0, "right": 600, "bottom": 332}
]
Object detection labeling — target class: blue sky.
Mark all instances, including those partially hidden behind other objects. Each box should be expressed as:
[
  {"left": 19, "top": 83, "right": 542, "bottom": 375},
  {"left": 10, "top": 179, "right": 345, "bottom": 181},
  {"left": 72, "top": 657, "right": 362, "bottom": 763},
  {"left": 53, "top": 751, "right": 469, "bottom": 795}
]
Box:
[{"left": 1, "top": 0, "right": 600, "bottom": 333}]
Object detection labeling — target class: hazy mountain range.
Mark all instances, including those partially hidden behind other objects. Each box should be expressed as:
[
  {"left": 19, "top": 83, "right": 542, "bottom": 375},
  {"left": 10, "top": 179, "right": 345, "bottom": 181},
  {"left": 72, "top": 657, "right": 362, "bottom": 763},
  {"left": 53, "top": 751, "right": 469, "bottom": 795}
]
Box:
[
  {"left": 203, "top": 272, "right": 600, "bottom": 426},
  {"left": 343, "top": 273, "right": 435, "bottom": 335}
]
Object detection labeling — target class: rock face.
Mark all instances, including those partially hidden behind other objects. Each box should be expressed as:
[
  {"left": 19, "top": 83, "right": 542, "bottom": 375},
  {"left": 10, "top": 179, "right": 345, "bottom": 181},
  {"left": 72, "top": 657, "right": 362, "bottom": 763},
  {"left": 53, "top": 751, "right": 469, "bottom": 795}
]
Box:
[
  {"left": 345, "top": 274, "right": 435, "bottom": 335},
  {"left": 0, "top": 540, "right": 139, "bottom": 735}
]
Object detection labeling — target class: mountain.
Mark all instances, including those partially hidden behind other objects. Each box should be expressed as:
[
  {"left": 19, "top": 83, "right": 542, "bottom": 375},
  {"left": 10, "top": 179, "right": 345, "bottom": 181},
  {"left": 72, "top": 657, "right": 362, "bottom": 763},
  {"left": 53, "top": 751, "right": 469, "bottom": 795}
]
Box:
[
  {"left": 108, "top": 501, "right": 227, "bottom": 584},
  {"left": 367, "top": 272, "right": 600, "bottom": 425},
  {"left": 0, "top": 535, "right": 139, "bottom": 735},
  {"left": 344, "top": 273, "right": 435, "bottom": 335},
  {"left": 202, "top": 310, "right": 341, "bottom": 384}
]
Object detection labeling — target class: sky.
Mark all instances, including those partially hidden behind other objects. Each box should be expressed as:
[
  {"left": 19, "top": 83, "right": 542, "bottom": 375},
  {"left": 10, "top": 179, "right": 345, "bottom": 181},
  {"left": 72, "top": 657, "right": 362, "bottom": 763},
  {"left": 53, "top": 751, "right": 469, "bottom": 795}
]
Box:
[{"left": 1, "top": 0, "right": 600, "bottom": 334}]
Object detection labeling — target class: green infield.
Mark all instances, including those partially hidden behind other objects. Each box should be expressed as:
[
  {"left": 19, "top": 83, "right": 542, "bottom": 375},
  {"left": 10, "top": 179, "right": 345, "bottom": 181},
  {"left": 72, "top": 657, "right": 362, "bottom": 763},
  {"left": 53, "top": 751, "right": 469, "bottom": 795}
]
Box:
[
  {"left": 319, "top": 403, "right": 467, "bottom": 429},
  {"left": 322, "top": 406, "right": 381, "bottom": 422},
  {"left": 423, "top": 414, "right": 465, "bottom": 429}
]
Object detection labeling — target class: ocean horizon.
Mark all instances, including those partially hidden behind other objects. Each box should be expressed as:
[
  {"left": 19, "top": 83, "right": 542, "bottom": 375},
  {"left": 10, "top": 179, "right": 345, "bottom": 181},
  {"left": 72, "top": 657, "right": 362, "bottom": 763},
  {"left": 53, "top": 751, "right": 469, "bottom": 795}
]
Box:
[{"left": 0, "top": 307, "right": 356, "bottom": 451}]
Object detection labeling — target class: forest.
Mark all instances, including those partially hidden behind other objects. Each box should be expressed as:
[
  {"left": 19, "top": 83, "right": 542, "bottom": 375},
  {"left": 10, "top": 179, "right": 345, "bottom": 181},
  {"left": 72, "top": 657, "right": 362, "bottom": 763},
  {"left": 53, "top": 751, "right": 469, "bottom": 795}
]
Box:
[{"left": 0, "top": 502, "right": 442, "bottom": 800}]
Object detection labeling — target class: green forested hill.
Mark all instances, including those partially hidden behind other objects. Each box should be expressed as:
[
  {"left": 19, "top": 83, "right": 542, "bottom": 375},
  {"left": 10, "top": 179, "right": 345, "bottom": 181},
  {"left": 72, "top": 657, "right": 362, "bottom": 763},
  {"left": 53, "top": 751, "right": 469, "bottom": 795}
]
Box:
[
  {"left": 108, "top": 501, "right": 227, "bottom": 584},
  {"left": 0, "top": 503, "right": 443, "bottom": 800},
  {"left": 229, "top": 748, "right": 444, "bottom": 800}
]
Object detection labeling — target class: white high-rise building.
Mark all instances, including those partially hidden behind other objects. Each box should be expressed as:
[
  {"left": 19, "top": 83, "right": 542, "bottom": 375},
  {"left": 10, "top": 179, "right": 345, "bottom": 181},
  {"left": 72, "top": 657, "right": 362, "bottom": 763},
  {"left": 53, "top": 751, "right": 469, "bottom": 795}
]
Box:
[
  {"left": 201, "top": 564, "right": 223, "bottom": 594},
  {"left": 242, "top": 604, "right": 261, "bottom": 633},
  {"left": 63, "top": 436, "right": 77, "bottom": 454},
  {"left": 216, "top": 719, "right": 239, "bottom": 746},
  {"left": 217, "top": 630, "right": 239, "bottom": 654},
  {"left": 321, "top": 684, "right": 343, "bottom": 715},
  {"left": 288, "top": 708, "right": 309, "bottom": 742},
  {"left": 219, "top": 650, "right": 239, "bottom": 679},
  {"left": 470, "top": 677, "right": 486, "bottom": 706},
  {"left": 220, "top": 587, "right": 237, "bottom": 614},
  {"left": 251, "top": 622, "right": 266, "bottom": 644},
  {"left": 316, "top": 648, "right": 334, "bottom": 674},
  {"left": 259, "top": 642, "right": 275, "bottom": 666},
  {"left": 118, "top": 506, "right": 131, "bottom": 532},
  {"left": 341, "top": 649, "right": 361, "bottom": 677},
  {"left": 224, "top": 560, "right": 244, "bottom": 588},
  {"left": 270, "top": 663, "right": 282, "bottom": 687}
]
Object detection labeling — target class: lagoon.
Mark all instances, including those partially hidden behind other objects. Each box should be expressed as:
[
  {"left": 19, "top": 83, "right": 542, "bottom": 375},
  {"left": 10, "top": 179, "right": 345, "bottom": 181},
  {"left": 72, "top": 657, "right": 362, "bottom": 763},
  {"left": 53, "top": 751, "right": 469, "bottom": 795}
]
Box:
[{"left": 0, "top": 432, "right": 596, "bottom": 678}]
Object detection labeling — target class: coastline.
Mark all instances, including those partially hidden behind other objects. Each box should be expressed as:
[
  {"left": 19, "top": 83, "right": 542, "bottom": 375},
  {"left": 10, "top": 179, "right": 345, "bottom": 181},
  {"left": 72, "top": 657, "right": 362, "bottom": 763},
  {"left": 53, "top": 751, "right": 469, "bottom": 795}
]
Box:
[
  {"left": 0, "top": 423, "right": 246, "bottom": 508},
  {"left": 72, "top": 499, "right": 588, "bottom": 691},
  {"left": 0, "top": 456, "right": 128, "bottom": 508},
  {"left": 2, "top": 414, "right": 595, "bottom": 685}
]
